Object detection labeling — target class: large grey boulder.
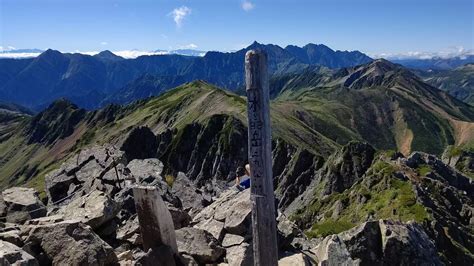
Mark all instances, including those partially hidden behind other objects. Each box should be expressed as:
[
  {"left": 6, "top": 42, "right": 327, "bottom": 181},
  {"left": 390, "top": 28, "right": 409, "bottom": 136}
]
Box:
[
  {"left": 311, "top": 220, "right": 442, "bottom": 266},
  {"left": 312, "top": 235, "right": 360, "bottom": 266},
  {"left": 171, "top": 172, "right": 209, "bottom": 216},
  {"left": 134, "top": 246, "right": 176, "bottom": 266},
  {"left": 168, "top": 205, "right": 192, "bottom": 229},
  {"left": 175, "top": 227, "right": 225, "bottom": 264},
  {"left": 126, "top": 159, "right": 180, "bottom": 206},
  {"left": 221, "top": 234, "right": 245, "bottom": 248},
  {"left": 338, "top": 221, "right": 382, "bottom": 263},
  {"left": 22, "top": 220, "right": 117, "bottom": 265},
  {"left": 194, "top": 217, "right": 224, "bottom": 241},
  {"left": 57, "top": 190, "right": 120, "bottom": 229},
  {"left": 116, "top": 216, "right": 141, "bottom": 246},
  {"left": 126, "top": 158, "right": 163, "bottom": 184},
  {"left": 379, "top": 220, "right": 442, "bottom": 265},
  {"left": 277, "top": 212, "right": 300, "bottom": 250},
  {"left": 1, "top": 187, "right": 46, "bottom": 224},
  {"left": 0, "top": 240, "right": 38, "bottom": 266},
  {"left": 278, "top": 252, "right": 314, "bottom": 266},
  {"left": 45, "top": 145, "right": 126, "bottom": 204},
  {"left": 193, "top": 189, "right": 251, "bottom": 236},
  {"left": 225, "top": 242, "right": 253, "bottom": 266}
]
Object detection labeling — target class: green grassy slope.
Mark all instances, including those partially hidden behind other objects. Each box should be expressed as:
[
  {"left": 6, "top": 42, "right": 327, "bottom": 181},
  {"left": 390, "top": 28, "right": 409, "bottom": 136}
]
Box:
[{"left": 273, "top": 59, "right": 474, "bottom": 155}]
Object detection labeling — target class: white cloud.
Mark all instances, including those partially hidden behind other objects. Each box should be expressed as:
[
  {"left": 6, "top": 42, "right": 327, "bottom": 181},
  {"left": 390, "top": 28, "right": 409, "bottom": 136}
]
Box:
[
  {"left": 100, "top": 42, "right": 108, "bottom": 45},
  {"left": 242, "top": 1, "right": 255, "bottom": 11},
  {"left": 369, "top": 46, "right": 474, "bottom": 60},
  {"left": 170, "top": 6, "right": 191, "bottom": 28},
  {"left": 114, "top": 50, "right": 169, "bottom": 58},
  {"left": 0, "top": 49, "right": 209, "bottom": 59},
  {"left": 0, "top": 52, "right": 40, "bottom": 59},
  {"left": 0, "top": 46, "right": 16, "bottom": 52},
  {"left": 178, "top": 43, "right": 198, "bottom": 49}
]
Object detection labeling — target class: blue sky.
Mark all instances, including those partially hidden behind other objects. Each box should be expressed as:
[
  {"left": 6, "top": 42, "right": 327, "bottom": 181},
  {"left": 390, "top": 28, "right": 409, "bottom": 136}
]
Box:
[{"left": 0, "top": 0, "right": 473, "bottom": 58}]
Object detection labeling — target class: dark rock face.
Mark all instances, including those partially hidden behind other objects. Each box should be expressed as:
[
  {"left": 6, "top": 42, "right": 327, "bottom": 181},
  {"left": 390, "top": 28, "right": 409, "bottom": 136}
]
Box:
[
  {"left": 275, "top": 146, "right": 324, "bottom": 209},
  {"left": 157, "top": 114, "right": 248, "bottom": 187},
  {"left": 322, "top": 142, "right": 375, "bottom": 195},
  {"left": 155, "top": 118, "right": 325, "bottom": 202},
  {"left": 404, "top": 152, "right": 474, "bottom": 265},
  {"left": 120, "top": 126, "right": 158, "bottom": 160},
  {"left": 442, "top": 149, "right": 474, "bottom": 178},
  {"left": 25, "top": 99, "right": 86, "bottom": 144}
]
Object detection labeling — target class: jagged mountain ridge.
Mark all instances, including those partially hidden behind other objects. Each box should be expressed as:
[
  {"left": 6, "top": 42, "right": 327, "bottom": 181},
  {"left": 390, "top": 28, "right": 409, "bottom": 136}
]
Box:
[
  {"left": 0, "top": 42, "right": 372, "bottom": 110},
  {"left": 0, "top": 81, "right": 338, "bottom": 190}
]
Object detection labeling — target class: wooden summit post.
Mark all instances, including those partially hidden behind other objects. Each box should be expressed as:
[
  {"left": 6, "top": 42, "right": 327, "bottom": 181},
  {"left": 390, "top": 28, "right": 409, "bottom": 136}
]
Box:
[
  {"left": 132, "top": 186, "right": 178, "bottom": 254},
  {"left": 245, "top": 49, "right": 278, "bottom": 266}
]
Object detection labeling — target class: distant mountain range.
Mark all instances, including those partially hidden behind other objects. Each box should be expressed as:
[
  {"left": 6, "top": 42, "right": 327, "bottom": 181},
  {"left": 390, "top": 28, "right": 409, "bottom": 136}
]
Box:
[
  {"left": 392, "top": 55, "right": 474, "bottom": 70},
  {"left": 0, "top": 42, "right": 372, "bottom": 110},
  {"left": 0, "top": 48, "right": 206, "bottom": 58},
  {"left": 1, "top": 42, "right": 473, "bottom": 112}
]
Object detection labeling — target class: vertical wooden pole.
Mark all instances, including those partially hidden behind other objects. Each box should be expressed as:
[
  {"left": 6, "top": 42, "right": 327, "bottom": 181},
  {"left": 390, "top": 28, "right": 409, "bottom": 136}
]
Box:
[
  {"left": 245, "top": 49, "right": 278, "bottom": 266},
  {"left": 133, "top": 186, "right": 178, "bottom": 254}
]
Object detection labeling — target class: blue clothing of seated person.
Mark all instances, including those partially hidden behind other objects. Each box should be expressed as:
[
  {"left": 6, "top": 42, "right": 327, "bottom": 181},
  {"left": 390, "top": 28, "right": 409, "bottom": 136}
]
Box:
[
  {"left": 235, "top": 164, "right": 251, "bottom": 189},
  {"left": 239, "top": 175, "right": 251, "bottom": 189}
]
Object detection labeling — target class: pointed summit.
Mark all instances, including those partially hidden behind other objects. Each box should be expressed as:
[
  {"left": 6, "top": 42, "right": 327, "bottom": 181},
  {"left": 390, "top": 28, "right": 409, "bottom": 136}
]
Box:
[
  {"left": 247, "top": 41, "right": 264, "bottom": 50},
  {"left": 37, "top": 49, "right": 64, "bottom": 61},
  {"left": 94, "top": 50, "right": 123, "bottom": 61}
]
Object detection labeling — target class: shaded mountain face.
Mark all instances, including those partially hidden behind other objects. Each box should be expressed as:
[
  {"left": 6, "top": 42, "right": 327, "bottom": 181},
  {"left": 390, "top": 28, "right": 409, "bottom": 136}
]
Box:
[
  {"left": 415, "top": 63, "right": 474, "bottom": 105},
  {"left": 0, "top": 43, "right": 372, "bottom": 110},
  {"left": 102, "top": 74, "right": 189, "bottom": 105},
  {"left": 271, "top": 59, "right": 474, "bottom": 155},
  {"left": 285, "top": 43, "right": 372, "bottom": 69}
]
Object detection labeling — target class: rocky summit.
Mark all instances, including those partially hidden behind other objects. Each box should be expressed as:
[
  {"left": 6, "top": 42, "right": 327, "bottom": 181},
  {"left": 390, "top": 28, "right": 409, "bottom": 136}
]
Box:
[{"left": 0, "top": 140, "right": 471, "bottom": 265}]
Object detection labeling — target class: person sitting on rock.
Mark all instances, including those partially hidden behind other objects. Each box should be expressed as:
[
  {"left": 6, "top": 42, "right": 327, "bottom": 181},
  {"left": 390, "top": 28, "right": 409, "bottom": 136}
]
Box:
[{"left": 236, "top": 164, "right": 251, "bottom": 189}]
